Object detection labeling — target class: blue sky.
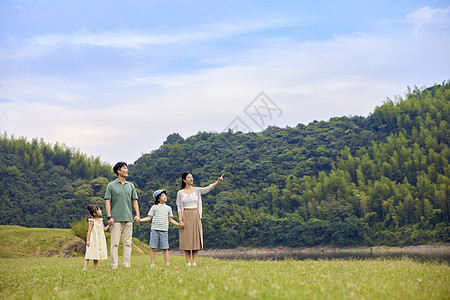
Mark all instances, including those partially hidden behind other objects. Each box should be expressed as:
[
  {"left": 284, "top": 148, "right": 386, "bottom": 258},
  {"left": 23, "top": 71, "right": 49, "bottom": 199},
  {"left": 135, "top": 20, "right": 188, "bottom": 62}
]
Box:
[{"left": 1, "top": 1, "right": 449, "bottom": 164}]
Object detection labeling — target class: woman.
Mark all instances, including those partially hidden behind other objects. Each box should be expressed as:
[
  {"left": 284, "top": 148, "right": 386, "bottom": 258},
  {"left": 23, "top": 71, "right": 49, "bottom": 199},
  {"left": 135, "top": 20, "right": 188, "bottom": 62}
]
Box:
[{"left": 176, "top": 171, "right": 224, "bottom": 266}]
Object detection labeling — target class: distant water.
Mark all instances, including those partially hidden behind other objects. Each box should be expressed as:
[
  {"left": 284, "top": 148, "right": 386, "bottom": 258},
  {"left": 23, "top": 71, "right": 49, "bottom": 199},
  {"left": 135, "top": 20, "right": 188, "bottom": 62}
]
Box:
[{"left": 206, "top": 250, "right": 450, "bottom": 263}]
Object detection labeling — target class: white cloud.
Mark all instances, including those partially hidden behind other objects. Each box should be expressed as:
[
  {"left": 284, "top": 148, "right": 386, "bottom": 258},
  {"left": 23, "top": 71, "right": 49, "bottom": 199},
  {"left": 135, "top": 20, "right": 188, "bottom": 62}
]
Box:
[
  {"left": 406, "top": 6, "right": 450, "bottom": 26},
  {"left": 29, "top": 20, "right": 293, "bottom": 49},
  {"left": 0, "top": 76, "right": 87, "bottom": 104}
]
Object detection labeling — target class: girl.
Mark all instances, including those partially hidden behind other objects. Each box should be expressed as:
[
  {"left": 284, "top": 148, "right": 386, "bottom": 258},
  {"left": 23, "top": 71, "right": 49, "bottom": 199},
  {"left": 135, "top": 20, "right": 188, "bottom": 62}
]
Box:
[{"left": 83, "top": 205, "right": 109, "bottom": 270}]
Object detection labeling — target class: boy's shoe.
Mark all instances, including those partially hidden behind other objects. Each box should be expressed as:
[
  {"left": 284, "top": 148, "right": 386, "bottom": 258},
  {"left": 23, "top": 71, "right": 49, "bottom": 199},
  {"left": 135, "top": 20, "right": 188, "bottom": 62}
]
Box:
[
  {"left": 186, "top": 263, "right": 191, "bottom": 266},
  {"left": 192, "top": 263, "right": 197, "bottom": 266},
  {"left": 166, "top": 263, "right": 170, "bottom": 266},
  {"left": 150, "top": 264, "right": 155, "bottom": 268}
]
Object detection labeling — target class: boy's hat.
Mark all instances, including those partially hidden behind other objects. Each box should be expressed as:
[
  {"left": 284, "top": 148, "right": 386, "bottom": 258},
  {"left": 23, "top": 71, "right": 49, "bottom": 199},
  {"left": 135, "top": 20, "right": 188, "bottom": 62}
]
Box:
[{"left": 153, "top": 189, "right": 166, "bottom": 199}]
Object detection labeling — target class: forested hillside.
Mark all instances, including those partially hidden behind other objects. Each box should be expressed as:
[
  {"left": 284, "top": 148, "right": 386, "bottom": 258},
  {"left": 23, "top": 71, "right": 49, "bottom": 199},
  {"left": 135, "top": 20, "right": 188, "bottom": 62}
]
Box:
[
  {"left": 131, "top": 83, "right": 449, "bottom": 247},
  {"left": 1, "top": 82, "right": 449, "bottom": 248},
  {"left": 0, "top": 137, "right": 114, "bottom": 228}
]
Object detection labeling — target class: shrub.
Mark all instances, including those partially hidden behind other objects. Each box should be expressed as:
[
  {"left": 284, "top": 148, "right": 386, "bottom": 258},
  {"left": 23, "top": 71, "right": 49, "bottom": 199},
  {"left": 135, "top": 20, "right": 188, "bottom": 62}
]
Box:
[{"left": 71, "top": 218, "right": 89, "bottom": 241}]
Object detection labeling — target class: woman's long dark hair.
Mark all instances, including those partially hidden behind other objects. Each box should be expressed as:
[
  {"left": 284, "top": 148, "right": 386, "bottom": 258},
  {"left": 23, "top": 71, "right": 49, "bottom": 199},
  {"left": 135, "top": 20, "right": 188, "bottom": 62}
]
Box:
[{"left": 181, "top": 171, "right": 191, "bottom": 189}]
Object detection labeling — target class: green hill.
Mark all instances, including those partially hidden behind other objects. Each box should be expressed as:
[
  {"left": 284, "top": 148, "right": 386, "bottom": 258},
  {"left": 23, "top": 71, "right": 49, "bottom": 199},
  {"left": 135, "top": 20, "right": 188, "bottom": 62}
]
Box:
[
  {"left": 0, "top": 225, "right": 150, "bottom": 258},
  {"left": 131, "top": 82, "right": 450, "bottom": 248},
  {"left": 0, "top": 137, "right": 115, "bottom": 228},
  {"left": 1, "top": 82, "right": 449, "bottom": 248}
]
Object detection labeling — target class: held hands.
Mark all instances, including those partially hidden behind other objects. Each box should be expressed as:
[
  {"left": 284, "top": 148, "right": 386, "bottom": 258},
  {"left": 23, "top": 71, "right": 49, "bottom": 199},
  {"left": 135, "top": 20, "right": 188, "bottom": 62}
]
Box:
[
  {"left": 134, "top": 216, "right": 141, "bottom": 223},
  {"left": 179, "top": 220, "right": 184, "bottom": 229},
  {"left": 108, "top": 218, "right": 115, "bottom": 226}
]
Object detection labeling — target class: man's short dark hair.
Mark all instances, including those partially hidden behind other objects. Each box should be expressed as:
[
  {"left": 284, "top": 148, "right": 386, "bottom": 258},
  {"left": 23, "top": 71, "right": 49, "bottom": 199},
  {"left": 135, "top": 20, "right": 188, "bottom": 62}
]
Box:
[{"left": 113, "top": 161, "right": 127, "bottom": 175}]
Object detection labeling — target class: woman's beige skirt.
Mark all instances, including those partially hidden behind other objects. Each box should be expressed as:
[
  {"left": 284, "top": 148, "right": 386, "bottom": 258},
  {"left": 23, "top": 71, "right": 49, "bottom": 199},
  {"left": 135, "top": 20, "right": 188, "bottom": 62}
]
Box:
[{"left": 179, "top": 208, "right": 203, "bottom": 250}]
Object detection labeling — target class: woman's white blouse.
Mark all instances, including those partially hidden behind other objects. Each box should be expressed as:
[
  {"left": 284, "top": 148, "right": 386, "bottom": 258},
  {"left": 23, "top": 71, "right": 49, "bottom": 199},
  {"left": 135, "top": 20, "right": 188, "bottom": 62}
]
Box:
[
  {"left": 181, "top": 192, "right": 198, "bottom": 209},
  {"left": 176, "top": 184, "right": 215, "bottom": 219}
]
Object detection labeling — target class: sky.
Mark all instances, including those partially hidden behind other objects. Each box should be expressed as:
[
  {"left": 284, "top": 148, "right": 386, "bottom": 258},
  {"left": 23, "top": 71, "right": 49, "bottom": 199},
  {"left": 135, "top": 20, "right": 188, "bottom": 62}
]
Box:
[{"left": 1, "top": 0, "right": 449, "bottom": 164}]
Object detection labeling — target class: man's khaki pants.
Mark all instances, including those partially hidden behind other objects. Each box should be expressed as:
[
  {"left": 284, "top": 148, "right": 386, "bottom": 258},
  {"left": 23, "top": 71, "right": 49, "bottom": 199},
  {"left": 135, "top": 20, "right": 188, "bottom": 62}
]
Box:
[{"left": 110, "top": 221, "right": 133, "bottom": 268}]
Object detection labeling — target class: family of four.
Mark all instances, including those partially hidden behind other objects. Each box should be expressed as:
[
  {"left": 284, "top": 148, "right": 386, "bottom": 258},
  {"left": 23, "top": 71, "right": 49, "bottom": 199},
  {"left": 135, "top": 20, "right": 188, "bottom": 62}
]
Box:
[{"left": 83, "top": 161, "right": 224, "bottom": 270}]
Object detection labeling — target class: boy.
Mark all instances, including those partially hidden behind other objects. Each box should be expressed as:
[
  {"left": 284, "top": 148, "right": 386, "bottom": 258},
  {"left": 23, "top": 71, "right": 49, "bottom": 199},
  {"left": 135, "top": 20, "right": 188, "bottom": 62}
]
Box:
[{"left": 139, "top": 189, "right": 179, "bottom": 266}]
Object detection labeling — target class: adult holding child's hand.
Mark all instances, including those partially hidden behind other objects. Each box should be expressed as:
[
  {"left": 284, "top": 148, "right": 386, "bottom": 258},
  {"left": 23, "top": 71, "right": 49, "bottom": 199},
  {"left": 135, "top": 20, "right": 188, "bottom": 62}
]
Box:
[
  {"left": 105, "top": 161, "right": 140, "bottom": 269},
  {"left": 177, "top": 172, "right": 224, "bottom": 266}
]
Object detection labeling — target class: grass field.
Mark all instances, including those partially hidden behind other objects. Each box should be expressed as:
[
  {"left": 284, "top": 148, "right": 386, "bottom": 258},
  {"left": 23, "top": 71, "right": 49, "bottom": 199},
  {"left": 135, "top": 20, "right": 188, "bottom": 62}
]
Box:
[
  {"left": 1, "top": 255, "right": 449, "bottom": 299},
  {"left": 1, "top": 225, "right": 449, "bottom": 299}
]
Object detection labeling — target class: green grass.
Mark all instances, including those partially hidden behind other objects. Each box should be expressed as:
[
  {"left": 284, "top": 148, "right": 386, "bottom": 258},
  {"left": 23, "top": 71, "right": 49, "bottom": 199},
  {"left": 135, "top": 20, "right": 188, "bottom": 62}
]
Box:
[
  {"left": 1, "top": 225, "right": 448, "bottom": 299},
  {"left": 0, "top": 225, "right": 79, "bottom": 258},
  {"left": 0, "top": 256, "right": 448, "bottom": 299}
]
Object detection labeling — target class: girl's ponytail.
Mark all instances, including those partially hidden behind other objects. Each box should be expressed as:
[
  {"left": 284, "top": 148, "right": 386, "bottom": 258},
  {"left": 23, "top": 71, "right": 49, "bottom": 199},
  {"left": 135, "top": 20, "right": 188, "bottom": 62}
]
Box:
[{"left": 86, "top": 205, "right": 99, "bottom": 217}]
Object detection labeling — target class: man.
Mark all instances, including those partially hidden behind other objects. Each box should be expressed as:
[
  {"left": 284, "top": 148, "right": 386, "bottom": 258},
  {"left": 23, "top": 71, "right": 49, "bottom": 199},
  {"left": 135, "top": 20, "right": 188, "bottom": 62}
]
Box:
[{"left": 105, "top": 161, "right": 140, "bottom": 268}]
